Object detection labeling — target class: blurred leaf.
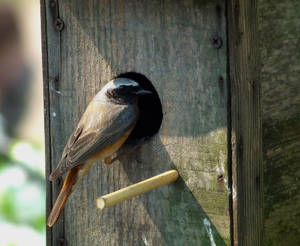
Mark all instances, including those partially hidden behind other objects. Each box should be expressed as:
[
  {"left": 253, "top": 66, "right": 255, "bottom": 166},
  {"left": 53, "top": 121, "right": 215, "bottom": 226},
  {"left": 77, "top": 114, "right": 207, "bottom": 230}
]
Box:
[
  {"left": 0, "top": 153, "right": 45, "bottom": 186},
  {"left": 0, "top": 139, "right": 46, "bottom": 235},
  {"left": 0, "top": 189, "right": 18, "bottom": 223},
  {"left": 11, "top": 140, "right": 45, "bottom": 177},
  {"left": 0, "top": 160, "right": 5, "bottom": 172},
  {"left": 30, "top": 214, "right": 46, "bottom": 232}
]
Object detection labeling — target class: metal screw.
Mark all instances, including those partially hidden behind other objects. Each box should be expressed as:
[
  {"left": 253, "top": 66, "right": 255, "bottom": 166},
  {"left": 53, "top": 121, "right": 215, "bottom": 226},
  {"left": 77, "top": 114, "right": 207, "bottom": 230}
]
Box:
[
  {"left": 49, "top": 0, "right": 56, "bottom": 8},
  {"left": 219, "top": 76, "right": 224, "bottom": 84},
  {"left": 212, "top": 35, "right": 223, "bottom": 49},
  {"left": 218, "top": 76, "right": 224, "bottom": 93},
  {"left": 54, "top": 18, "right": 64, "bottom": 31},
  {"left": 59, "top": 237, "right": 67, "bottom": 246},
  {"left": 53, "top": 75, "right": 59, "bottom": 90}
]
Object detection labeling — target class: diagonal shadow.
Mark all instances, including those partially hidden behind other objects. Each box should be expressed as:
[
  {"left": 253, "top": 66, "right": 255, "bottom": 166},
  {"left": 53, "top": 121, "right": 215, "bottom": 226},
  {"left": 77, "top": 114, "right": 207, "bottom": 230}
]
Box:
[
  {"left": 119, "top": 136, "right": 228, "bottom": 246},
  {"left": 56, "top": 0, "right": 230, "bottom": 245}
]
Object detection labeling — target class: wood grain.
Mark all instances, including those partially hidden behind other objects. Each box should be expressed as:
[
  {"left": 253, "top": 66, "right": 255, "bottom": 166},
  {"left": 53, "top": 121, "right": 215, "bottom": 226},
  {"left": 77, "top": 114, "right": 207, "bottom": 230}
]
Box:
[
  {"left": 97, "top": 170, "right": 179, "bottom": 210},
  {"left": 40, "top": 1, "right": 52, "bottom": 245},
  {"left": 43, "top": 0, "right": 230, "bottom": 245},
  {"left": 259, "top": 0, "right": 300, "bottom": 245},
  {"left": 41, "top": 0, "right": 65, "bottom": 245},
  {"left": 227, "top": 0, "right": 263, "bottom": 245}
]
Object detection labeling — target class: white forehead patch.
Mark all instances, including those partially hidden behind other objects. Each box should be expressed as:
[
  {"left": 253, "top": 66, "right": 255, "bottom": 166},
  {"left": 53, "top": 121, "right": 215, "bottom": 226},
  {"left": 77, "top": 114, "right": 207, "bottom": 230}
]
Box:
[
  {"left": 113, "top": 78, "right": 139, "bottom": 88},
  {"left": 96, "top": 78, "right": 139, "bottom": 100},
  {"left": 100, "top": 78, "right": 139, "bottom": 93},
  {"left": 95, "top": 78, "right": 139, "bottom": 101}
]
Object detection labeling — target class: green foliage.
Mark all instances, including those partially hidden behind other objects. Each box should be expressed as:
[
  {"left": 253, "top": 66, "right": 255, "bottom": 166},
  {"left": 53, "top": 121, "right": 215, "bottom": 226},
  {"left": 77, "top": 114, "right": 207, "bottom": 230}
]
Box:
[
  {"left": 0, "top": 189, "right": 18, "bottom": 223},
  {"left": 0, "top": 140, "right": 46, "bottom": 245}
]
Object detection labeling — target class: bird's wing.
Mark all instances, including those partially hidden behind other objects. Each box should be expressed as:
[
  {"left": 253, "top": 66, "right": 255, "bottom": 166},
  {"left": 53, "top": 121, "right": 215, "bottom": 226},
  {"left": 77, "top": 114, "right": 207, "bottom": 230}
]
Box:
[{"left": 49, "top": 101, "right": 137, "bottom": 180}]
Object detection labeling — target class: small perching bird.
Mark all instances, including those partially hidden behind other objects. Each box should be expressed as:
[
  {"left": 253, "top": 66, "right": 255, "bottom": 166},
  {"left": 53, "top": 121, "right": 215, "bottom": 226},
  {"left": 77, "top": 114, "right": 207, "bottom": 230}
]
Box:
[{"left": 47, "top": 78, "right": 151, "bottom": 227}]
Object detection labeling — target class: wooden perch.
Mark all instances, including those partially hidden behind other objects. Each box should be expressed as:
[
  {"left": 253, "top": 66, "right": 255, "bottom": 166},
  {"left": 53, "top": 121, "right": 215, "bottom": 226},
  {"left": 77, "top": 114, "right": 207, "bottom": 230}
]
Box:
[{"left": 97, "top": 170, "right": 179, "bottom": 210}]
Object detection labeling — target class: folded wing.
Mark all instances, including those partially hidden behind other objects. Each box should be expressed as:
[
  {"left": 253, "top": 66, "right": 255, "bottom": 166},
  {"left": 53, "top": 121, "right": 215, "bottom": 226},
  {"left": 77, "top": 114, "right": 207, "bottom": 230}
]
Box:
[{"left": 49, "top": 101, "right": 137, "bottom": 181}]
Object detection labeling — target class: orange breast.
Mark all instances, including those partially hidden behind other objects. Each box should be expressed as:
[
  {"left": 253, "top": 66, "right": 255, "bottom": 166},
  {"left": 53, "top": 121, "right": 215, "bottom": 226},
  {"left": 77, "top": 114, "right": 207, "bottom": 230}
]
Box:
[{"left": 90, "top": 128, "right": 134, "bottom": 162}]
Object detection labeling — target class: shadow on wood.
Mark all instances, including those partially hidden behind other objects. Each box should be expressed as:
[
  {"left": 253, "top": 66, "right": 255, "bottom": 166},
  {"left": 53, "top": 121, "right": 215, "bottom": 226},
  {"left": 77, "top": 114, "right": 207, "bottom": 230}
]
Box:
[
  {"left": 119, "top": 136, "right": 228, "bottom": 245},
  {"left": 45, "top": 0, "right": 230, "bottom": 245}
]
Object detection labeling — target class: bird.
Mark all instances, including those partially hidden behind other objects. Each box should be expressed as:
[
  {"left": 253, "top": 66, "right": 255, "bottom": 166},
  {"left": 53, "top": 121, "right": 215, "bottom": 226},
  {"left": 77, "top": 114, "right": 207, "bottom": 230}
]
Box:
[{"left": 47, "top": 77, "right": 152, "bottom": 227}]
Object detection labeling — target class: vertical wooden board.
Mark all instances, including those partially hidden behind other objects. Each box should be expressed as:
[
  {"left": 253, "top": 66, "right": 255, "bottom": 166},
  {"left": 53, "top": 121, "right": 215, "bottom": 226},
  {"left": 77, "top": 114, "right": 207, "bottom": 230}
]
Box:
[
  {"left": 227, "top": 0, "right": 263, "bottom": 245},
  {"left": 46, "top": 0, "right": 229, "bottom": 245},
  {"left": 259, "top": 0, "right": 300, "bottom": 245},
  {"left": 41, "top": 0, "right": 65, "bottom": 245}
]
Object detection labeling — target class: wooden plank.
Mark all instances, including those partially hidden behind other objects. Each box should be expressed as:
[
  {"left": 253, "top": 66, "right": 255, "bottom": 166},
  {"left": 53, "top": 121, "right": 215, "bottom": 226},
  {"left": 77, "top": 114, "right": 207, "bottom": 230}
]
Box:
[
  {"left": 259, "top": 0, "right": 300, "bottom": 245},
  {"left": 44, "top": 0, "right": 230, "bottom": 245},
  {"left": 227, "top": 0, "right": 263, "bottom": 245},
  {"left": 41, "top": 0, "right": 65, "bottom": 245},
  {"left": 40, "top": 1, "right": 52, "bottom": 245}
]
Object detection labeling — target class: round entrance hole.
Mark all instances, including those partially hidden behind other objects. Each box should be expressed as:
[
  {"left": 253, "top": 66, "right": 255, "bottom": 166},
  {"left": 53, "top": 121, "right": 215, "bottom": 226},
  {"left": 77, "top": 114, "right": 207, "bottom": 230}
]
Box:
[{"left": 116, "top": 72, "right": 163, "bottom": 143}]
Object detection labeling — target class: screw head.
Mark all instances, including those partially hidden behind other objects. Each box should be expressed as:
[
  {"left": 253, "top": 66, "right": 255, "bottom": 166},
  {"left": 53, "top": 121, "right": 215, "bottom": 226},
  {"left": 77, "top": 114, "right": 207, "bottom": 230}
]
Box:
[
  {"left": 54, "top": 18, "right": 64, "bottom": 31},
  {"left": 59, "top": 237, "right": 67, "bottom": 246},
  {"left": 212, "top": 35, "right": 223, "bottom": 49},
  {"left": 53, "top": 75, "right": 59, "bottom": 90},
  {"left": 219, "top": 76, "right": 224, "bottom": 83},
  {"left": 49, "top": 0, "right": 56, "bottom": 8}
]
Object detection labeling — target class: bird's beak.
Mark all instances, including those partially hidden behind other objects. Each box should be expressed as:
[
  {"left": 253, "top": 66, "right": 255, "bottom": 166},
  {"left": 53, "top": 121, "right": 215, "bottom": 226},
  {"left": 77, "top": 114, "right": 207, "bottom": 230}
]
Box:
[{"left": 135, "top": 89, "right": 152, "bottom": 95}]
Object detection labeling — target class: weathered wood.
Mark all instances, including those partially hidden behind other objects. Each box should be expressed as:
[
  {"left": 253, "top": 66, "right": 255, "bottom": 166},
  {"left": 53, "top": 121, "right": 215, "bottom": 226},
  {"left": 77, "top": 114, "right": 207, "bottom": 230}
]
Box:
[
  {"left": 43, "top": 0, "right": 230, "bottom": 245},
  {"left": 40, "top": 1, "right": 52, "bottom": 245},
  {"left": 227, "top": 0, "right": 263, "bottom": 245},
  {"left": 41, "top": 0, "right": 65, "bottom": 245},
  {"left": 41, "top": 0, "right": 56, "bottom": 245},
  {"left": 258, "top": 0, "right": 300, "bottom": 245}
]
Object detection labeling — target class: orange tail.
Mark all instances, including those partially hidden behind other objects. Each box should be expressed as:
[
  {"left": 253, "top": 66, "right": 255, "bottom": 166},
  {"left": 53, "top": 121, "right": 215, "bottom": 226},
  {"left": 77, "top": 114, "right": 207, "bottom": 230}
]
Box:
[{"left": 47, "top": 166, "right": 81, "bottom": 227}]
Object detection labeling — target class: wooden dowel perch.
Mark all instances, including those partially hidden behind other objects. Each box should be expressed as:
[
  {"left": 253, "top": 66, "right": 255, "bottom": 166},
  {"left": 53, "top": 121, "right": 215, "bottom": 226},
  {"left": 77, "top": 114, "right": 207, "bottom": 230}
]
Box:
[{"left": 97, "top": 170, "right": 179, "bottom": 210}]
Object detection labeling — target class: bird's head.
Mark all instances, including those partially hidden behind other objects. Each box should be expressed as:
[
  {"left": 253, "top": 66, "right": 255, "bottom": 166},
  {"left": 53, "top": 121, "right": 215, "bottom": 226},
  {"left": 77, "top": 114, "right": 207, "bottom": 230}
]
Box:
[{"left": 103, "top": 78, "right": 152, "bottom": 104}]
